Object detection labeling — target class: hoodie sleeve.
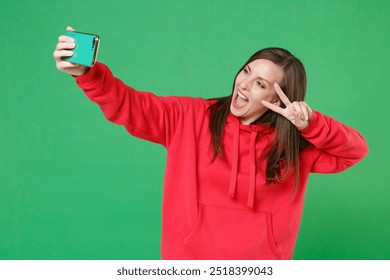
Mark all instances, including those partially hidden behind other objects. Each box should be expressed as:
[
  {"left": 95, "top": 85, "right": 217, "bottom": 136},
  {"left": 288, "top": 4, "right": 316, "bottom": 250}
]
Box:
[
  {"left": 300, "top": 111, "right": 368, "bottom": 173},
  {"left": 74, "top": 62, "right": 181, "bottom": 147}
]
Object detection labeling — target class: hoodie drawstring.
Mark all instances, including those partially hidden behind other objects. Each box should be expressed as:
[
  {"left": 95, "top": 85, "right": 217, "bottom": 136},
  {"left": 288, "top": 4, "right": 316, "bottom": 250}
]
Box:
[
  {"left": 228, "top": 120, "right": 259, "bottom": 208},
  {"left": 247, "top": 131, "right": 258, "bottom": 208},
  {"left": 228, "top": 121, "right": 240, "bottom": 198}
]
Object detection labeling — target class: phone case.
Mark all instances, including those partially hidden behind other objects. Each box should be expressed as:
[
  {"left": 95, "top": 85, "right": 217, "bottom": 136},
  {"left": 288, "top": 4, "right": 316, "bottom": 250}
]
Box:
[{"left": 64, "top": 31, "right": 100, "bottom": 67}]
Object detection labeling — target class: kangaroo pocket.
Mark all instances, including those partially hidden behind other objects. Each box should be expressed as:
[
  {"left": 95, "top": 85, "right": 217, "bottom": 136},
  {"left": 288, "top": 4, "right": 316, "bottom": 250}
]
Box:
[{"left": 182, "top": 204, "right": 280, "bottom": 259}]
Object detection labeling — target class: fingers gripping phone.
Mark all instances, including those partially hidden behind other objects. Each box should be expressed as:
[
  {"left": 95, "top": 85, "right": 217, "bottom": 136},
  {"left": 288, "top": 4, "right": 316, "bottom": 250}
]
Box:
[{"left": 64, "top": 31, "right": 100, "bottom": 67}]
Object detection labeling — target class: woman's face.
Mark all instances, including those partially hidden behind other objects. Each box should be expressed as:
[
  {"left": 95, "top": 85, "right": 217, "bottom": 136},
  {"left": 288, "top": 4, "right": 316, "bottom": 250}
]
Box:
[{"left": 230, "top": 59, "right": 284, "bottom": 125}]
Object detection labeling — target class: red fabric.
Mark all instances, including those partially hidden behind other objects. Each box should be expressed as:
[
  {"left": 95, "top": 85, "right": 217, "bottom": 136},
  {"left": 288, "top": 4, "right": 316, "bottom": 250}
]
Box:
[{"left": 75, "top": 62, "right": 368, "bottom": 259}]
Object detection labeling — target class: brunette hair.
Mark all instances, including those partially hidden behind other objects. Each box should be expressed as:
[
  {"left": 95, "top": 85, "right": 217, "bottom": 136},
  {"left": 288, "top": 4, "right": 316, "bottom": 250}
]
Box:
[{"left": 208, "top": 47, "right": 310, "bottom": 187}]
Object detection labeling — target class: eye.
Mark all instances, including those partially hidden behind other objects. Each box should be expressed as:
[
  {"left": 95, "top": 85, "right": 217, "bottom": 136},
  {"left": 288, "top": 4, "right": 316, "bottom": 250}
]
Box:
[
  {"left": 242, "top": 67, "right": 249, "bottom": 74},
  {"left": 256, "top": 81, "right": 265, "bottom": 88}
]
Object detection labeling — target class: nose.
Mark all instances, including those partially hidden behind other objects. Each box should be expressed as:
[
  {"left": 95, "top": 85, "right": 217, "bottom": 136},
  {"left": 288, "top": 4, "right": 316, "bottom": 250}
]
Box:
[{"left": 240, "top": 78, "right": 250, "bottom": 92}]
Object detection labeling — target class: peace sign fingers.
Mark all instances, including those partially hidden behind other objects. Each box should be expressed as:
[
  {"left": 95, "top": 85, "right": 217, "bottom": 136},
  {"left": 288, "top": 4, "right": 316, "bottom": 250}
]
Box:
[
  {"left": 274, "top": 83, "right": 292, "bottom": 108},
  {"left": 261, "top": 83, "right": 312, "bottom": 130}
]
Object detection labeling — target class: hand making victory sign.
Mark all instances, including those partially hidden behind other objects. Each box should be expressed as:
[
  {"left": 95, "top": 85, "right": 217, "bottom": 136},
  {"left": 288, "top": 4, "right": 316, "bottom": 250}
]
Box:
[{"left": 261, "top": 83, "right": 313, "bottom": 130}]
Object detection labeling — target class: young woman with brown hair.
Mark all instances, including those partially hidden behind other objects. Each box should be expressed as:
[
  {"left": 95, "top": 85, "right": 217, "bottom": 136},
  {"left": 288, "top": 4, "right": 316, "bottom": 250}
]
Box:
[{"left": 54, "top": 28, "right": 368, "bottom": 259}]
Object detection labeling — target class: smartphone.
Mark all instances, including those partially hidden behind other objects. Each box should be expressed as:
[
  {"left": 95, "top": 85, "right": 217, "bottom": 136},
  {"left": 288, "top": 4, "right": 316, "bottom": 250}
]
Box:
[{"left": 64, "top": 31, "right": 100, "bottom": 67}]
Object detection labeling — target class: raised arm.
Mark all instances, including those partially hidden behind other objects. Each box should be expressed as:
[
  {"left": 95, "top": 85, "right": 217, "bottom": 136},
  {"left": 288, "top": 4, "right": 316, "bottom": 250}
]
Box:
[
  {"left": 262, "top": 83, "right": 368, "bottom": 173},
  {"left": 53, "top": 27, "right": 182, "bottom": 147}
]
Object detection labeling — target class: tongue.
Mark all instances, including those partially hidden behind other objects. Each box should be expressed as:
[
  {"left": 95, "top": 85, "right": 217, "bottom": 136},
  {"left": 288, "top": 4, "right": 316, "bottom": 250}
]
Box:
[{"left": 236, "top": 96, "right": 248, "bottom": 107}]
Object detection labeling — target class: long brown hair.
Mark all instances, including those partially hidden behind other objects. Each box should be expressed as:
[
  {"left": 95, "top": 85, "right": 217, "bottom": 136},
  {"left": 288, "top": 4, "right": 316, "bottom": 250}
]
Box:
[{"left": 208, "top": 47, "right": 310, "bottom": 187}]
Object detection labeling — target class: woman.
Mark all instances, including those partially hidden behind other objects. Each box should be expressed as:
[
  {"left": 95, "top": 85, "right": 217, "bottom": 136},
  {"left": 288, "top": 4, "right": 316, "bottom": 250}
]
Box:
[{"left": 54, "top": 27, "right": 368, "bottom": 259}]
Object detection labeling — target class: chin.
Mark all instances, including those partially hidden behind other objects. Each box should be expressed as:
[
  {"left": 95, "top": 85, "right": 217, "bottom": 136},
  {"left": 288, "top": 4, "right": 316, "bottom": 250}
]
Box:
[{"left": 229, "top": 105, "right": 239, "bottom": 118}]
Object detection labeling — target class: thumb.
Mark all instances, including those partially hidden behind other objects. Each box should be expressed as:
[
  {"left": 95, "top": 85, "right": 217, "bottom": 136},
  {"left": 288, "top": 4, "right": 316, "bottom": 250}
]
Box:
[{"left": 66, "top": 26, "right": 76, "bottom": 32}]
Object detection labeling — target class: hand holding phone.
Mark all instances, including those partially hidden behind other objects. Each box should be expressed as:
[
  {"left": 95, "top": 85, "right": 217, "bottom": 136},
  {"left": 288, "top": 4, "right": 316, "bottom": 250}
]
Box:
[
  {"left": 64, "top": 31, "right": 100, "bottom": 67},
  {"left": 54, "top": 27, "right": 99, "bottom": 76}
]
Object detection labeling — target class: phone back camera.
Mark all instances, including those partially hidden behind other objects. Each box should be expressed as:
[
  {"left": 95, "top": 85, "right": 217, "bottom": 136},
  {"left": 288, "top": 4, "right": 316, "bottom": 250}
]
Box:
[{"left": 92, "top": 38, "right": 98, "bottom": 50}]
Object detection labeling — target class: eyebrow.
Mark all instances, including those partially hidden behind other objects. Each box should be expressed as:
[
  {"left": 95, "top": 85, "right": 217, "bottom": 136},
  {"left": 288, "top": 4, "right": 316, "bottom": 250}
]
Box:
[{"left": 247, "top": 65, "right": 271, "bottom": 85}]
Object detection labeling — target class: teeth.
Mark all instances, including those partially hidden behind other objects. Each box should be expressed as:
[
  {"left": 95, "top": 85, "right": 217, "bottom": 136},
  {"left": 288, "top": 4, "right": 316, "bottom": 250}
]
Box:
[{"left": 237, "top": 92, "right": 248, "bottom": 101}]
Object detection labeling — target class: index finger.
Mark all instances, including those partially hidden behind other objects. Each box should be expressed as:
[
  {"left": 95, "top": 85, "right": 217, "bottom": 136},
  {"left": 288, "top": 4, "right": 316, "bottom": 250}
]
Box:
[
  {"left": 58, "top": 35, "right": 75, "bottom": 43},
  {"left": 274, "top": 83, "right": 292, "bottom": 107}
]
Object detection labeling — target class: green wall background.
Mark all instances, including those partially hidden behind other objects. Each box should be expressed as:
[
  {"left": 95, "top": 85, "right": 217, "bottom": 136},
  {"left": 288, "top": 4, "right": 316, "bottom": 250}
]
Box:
[{"left": 0, "top": 0, "right": 389, "bottom": 260}]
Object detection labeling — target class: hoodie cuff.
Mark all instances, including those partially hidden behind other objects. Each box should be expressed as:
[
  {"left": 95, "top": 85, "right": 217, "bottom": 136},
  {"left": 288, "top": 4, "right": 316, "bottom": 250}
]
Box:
[{"left": 73, "top": 63, "right": 101, "bottom": 85}]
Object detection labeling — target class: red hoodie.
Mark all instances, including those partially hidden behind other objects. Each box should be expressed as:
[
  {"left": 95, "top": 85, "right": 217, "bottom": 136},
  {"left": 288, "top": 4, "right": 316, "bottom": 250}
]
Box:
[{"left": 75, "top": 62, "right": 368, "bottom": 259}]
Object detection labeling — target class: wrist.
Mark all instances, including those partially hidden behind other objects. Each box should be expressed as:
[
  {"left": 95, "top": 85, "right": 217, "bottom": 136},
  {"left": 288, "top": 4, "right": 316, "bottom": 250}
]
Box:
[{"left": 71, "top": 66, "right": 89, "bottom": 77}]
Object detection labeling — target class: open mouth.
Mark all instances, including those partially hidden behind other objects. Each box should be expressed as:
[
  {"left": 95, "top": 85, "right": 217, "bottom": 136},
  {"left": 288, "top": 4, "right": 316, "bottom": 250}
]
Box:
[
  {"left": 237, "top": 91, "right": 248, "bottom": 102},
  {"left": 234, "top": 90, "right": 249, "bottom": 107}
]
